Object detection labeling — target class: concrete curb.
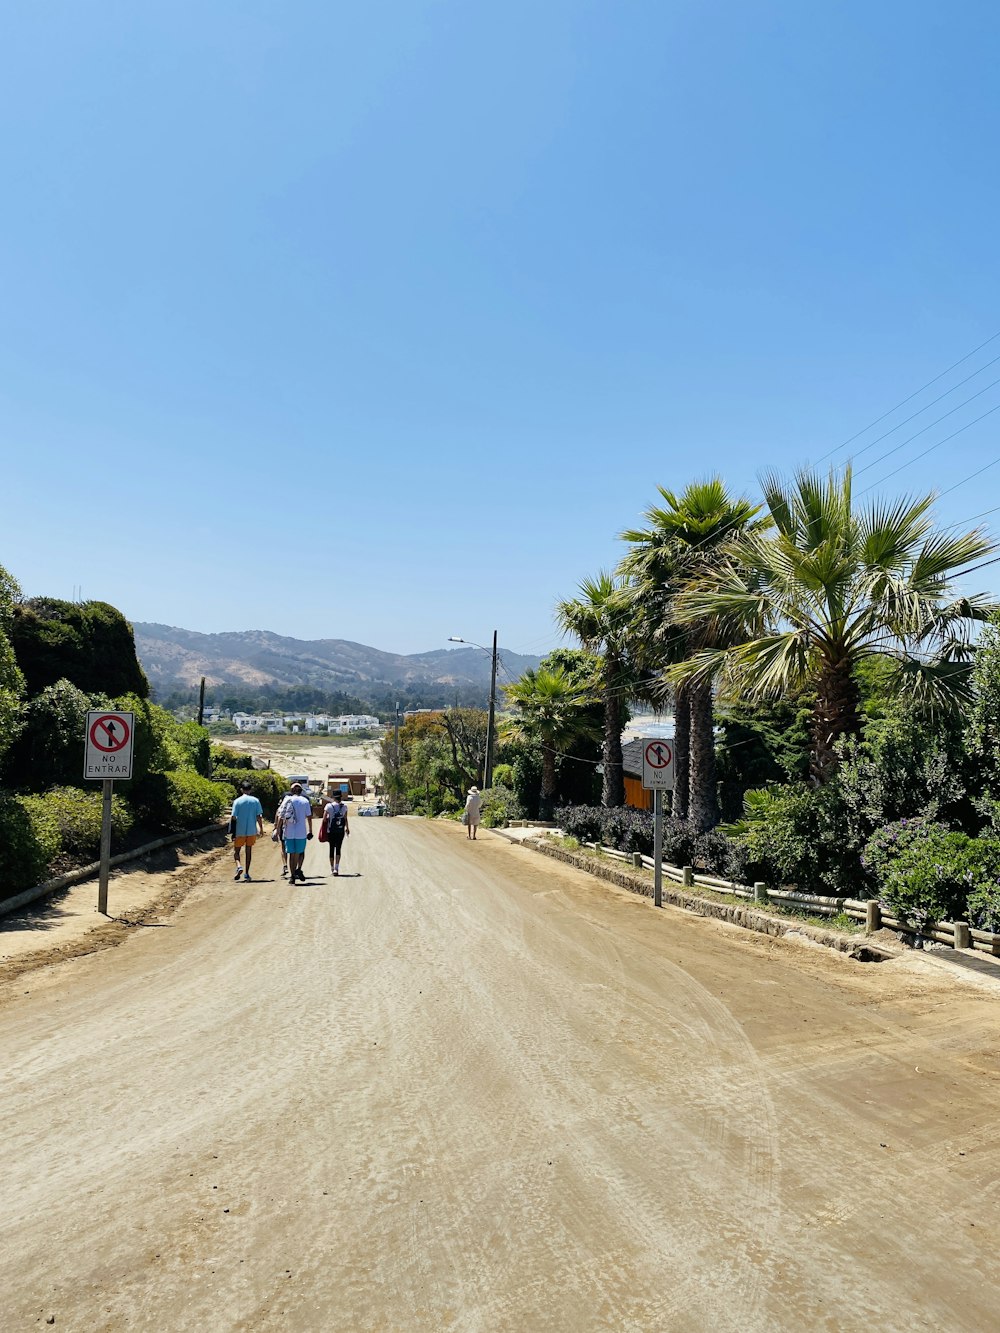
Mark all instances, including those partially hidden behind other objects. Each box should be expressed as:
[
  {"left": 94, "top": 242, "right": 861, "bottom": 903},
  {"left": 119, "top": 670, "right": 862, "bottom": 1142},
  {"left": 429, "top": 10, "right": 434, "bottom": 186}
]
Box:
[
  {"left": 503, "top": 832, "right": 898, "bottom": 963},
  {"left": 0, "top": 823, "right": 227, "bottom": 920}
]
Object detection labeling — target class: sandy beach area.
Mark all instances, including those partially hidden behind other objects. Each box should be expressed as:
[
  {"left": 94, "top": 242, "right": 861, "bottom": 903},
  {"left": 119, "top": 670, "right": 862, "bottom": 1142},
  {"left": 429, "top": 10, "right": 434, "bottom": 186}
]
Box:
[{"left": 222, "top": 732, "right": 384, "bottom": 790}]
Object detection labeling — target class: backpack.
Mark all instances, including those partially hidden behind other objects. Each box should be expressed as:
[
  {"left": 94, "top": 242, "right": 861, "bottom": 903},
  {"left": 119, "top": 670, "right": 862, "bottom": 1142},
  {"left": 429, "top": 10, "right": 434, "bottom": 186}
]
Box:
[{"left": 328, "top": 803, "right": 346, "bottom": 831}]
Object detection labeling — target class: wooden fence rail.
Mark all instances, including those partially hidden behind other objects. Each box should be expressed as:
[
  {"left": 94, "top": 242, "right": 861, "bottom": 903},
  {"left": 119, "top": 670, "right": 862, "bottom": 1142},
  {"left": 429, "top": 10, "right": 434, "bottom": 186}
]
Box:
[{"left": 571, "top": 837, "right": 1000, "bottom": 955}]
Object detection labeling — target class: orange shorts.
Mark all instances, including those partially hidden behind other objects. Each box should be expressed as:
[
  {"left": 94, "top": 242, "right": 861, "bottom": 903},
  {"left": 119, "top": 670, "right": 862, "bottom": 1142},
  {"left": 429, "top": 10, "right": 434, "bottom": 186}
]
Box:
[{"left": 234, "top": 835, "right": 257, "bottom": 848}]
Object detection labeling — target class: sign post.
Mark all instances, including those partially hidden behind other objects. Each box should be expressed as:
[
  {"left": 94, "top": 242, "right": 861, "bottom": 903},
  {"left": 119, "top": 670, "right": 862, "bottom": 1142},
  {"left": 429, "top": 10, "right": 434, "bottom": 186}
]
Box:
[
  {"left": 642, "top": 739, "right": 674, "bottom": 909},
  {"left": 84, "top": 711, "right": 134, "bottom": 915}
]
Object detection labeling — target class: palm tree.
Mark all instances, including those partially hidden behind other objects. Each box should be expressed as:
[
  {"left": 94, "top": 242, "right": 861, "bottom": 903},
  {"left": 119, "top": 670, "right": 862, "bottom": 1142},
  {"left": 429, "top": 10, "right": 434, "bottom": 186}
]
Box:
[
  {"left": 556, "top": 573, "right": 634, "bottom": 808},
  {"left": 671, "top": 467, "right": 997, "bottom": 783},
  {"left": 504, "top": 666, "right": 600, "bottom": 819},
  {"left": 619, "top": 478, "right": 765, "bottom": 831}
]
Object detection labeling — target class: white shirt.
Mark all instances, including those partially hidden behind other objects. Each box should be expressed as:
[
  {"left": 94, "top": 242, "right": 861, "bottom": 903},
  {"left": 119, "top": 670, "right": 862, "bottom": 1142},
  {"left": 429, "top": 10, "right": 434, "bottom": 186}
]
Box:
[{"left": 281, "top": 794, "right": 312, "bottom": 839}]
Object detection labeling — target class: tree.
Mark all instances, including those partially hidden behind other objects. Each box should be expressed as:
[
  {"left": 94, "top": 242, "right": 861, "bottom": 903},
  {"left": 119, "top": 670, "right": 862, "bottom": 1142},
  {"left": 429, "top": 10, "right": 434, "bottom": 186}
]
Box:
[
  {"left": 966, "top": 609, "right": 1000, "bottom": 832},
  {"left": 378, "top": 709, "right": 491, "bottom": 814},
  {"left": 504, "top": 667, "right": 600, "bottom": 819},
  {"left": 11, "top": 598, "right": 149, "bottom": 699},
  {"left": 672, "top": 468, "right": 996, "bottom": 783},
  {"left": 4, "top": 679, "right": 103, "bottom": 790},
  {"left": 619, "top": 478, "right": 765, "bottom": 830},
  {"left": 556, "top": 573, "right": 634, "bottom": 808},
  {"left": 0, "top": 562, "right": 25, "bottom": 769}
]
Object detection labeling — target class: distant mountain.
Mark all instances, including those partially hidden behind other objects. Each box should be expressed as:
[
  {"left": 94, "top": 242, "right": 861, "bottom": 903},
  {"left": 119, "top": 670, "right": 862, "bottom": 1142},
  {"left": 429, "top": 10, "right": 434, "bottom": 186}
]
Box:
[{"left": 132, "top": 623, "right": 543, "bottom": 703}]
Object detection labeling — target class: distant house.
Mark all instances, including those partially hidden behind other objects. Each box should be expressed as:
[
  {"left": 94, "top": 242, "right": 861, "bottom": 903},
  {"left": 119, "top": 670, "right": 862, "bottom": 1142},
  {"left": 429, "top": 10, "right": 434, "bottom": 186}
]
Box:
[
  {"left": 328, "top": 715, "right": 380, "bottom": 733},
  {"left": 233, "top": 712, "right": 265, "bottom": 732}
]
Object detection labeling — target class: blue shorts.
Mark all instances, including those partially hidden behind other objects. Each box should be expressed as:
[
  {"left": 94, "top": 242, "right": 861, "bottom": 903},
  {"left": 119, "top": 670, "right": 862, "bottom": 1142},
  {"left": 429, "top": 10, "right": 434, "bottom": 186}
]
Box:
[{"left": 284, "top": 837, "right": 306, "bottom": 855}]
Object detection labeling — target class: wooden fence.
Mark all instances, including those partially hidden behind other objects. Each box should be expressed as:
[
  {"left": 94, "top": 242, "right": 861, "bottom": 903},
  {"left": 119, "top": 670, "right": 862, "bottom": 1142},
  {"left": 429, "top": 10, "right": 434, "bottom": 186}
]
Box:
[{"left": 570, "top": 839, "right": 1000, "bottom": 957}]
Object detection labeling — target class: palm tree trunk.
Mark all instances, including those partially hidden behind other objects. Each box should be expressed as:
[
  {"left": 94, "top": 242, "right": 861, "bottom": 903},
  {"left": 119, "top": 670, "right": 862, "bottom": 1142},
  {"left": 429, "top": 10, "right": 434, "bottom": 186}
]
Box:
[
  {"left": 672, "top": 680, "right": 690, "bottom": 821},
  {"left": 602, "top": 658, "right": 625, "bottom": 807},
  {"left": 688, "top": 681, "right": 719, "bottom": 832},
  {"left": 540, "top": 746, "right": 558, "bottom": 819},
  {"left": 811, "top": 653, "right": 861, "bottom": 784}
]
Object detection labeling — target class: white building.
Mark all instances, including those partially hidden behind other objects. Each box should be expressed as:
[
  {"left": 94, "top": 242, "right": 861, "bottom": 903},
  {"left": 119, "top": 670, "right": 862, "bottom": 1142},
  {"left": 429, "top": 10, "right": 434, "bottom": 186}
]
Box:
[
  {"left": 328, "top": 714, "right": 380, "bottom": 733},
  {"left": 233, "top": 713, "right": 265, "bottom": 732}
]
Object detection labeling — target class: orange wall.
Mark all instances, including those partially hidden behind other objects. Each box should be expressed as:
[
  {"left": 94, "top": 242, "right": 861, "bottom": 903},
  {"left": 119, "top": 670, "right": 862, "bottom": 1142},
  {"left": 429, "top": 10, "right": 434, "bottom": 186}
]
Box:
[{"left": 624, "top": 776, "right": 653, "bottom": 811}]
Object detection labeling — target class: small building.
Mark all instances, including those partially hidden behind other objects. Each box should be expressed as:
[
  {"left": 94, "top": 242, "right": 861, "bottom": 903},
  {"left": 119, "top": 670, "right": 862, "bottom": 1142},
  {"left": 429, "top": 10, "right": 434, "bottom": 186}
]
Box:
[
  {"left": 328, "top": 715, "right": 381, "bottom": 733},
  {"left": 327, "top": 771, "right": 368, "bottom": 797}
]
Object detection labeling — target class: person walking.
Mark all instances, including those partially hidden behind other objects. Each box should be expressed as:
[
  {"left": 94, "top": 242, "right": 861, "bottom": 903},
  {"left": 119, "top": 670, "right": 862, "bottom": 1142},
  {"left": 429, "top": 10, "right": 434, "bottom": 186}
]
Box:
[
  {"left": 323, "top": 792, "right": 350, "bottom": 876},
  {"left": 464, "top": 785, "right": 482, "bottom": 840},
  {"left": 275, "top": 786, "right": 293, "bottom": 877},
  {"left": 231, "top": 780, "right": 264, "bottom": 882},
  {"left": 282, "top": 781, "right": 314, "bottom": 883}
]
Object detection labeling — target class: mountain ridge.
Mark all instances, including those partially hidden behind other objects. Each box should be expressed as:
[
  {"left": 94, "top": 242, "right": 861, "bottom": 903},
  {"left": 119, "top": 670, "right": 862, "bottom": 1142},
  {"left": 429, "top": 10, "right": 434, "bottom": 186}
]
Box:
[{"left": 133, "top": 622, "right": 544, "bottom": 700}]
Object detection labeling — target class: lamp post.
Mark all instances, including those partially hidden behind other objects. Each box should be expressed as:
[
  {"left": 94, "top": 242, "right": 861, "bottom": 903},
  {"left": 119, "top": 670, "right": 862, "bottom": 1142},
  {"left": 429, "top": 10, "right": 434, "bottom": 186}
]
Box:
[{"left": 448, "top": 631, "right": 498, "bottom": 788}]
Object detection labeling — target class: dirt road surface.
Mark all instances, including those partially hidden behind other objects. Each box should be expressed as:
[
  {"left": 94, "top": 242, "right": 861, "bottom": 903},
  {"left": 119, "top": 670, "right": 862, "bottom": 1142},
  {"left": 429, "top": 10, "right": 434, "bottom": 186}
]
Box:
[{"left": 3, "top": 818, "right": 1000, "bottom": 1331}]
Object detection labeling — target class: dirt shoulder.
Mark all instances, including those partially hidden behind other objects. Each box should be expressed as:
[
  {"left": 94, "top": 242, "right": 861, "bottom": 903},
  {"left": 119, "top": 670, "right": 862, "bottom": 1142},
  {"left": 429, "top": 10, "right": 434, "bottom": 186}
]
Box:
[{"left": 0, "top": 828, "right": 230, "bottom": 987}]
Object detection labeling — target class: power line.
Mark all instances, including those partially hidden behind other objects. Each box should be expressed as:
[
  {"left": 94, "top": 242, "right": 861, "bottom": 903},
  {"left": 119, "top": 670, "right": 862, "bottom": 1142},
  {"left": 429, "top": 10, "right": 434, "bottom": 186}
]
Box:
[
  {"left": 813, "top": 327, "right": 1000, "bottom": 465},
  {"left": 939, "top": 454, "right": 1000, "bottom": 500},
  {"left": 951, "top": 554, "right": 1000, "bottom": 579},
  {"left": 854, "top": 374, "right": 1000, "bottom": 477},
  {"left": 857, "top": 400, "right": 1000, "bottom": 494},
  {"left": 835, "top": 351, "right": 1000, "bottom": 465}
]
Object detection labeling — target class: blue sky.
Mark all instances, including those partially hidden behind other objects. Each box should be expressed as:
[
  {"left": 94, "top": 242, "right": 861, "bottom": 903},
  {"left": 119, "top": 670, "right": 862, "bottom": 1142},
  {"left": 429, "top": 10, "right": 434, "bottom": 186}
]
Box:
[{"left": 3, "top": 1, "right": 1000, "bottom": 658}]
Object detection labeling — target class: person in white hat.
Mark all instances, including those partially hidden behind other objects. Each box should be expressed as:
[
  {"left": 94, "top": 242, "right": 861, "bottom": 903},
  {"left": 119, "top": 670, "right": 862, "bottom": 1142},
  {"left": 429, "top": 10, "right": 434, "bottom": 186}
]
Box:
[{"left": 464, "top": 786, "right": 482, "bottom": 840}]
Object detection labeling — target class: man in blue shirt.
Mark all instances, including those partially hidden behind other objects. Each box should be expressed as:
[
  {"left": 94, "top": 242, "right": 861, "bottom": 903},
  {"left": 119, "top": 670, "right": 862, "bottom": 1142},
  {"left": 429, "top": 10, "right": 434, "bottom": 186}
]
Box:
[{"left": 231, "top": 780, "right": 264, "bottom": 882}]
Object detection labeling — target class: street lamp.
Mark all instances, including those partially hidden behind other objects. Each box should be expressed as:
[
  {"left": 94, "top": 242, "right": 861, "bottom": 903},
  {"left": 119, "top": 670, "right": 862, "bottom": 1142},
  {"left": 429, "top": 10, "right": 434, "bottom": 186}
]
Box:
[{"left": 447, "top": 631, "right": 498, "bottom": 788}]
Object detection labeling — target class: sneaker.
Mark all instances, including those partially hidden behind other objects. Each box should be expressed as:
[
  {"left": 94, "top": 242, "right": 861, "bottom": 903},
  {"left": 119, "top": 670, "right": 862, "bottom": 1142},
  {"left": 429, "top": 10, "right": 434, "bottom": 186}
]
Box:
[
  {"left": 234, "top": 867, "right": 243, "bottom": 881},
  {"left": 281, "top": 866, "right": 288, "bottom": 877},
  {"left": 244, "top": 873, "right": 252, "bottom": 883}
]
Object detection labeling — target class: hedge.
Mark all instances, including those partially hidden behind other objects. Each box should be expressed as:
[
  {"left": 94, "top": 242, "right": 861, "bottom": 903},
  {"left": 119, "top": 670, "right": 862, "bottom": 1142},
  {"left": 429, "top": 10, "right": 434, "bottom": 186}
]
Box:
[
  {"left": 211, "top": 766, "right": 287, "bottom": 818},
  {"left": 33, "top": 785, "right": 133, "bottom": 861},
  {"left": 129, "top": 769, "right": 230, "bottom": 833},
  {"left": 0, "top": 793, "right": 61, "bottom": 898}
]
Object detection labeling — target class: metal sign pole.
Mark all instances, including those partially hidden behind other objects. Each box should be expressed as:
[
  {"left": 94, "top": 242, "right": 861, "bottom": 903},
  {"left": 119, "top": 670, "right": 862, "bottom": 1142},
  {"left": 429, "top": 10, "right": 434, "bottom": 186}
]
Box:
[
  {"left": 653, "top": 788, "right": 663, "bottom": 908},
  {"left": 98, "top": 779, "right": 113, "bottom": 915}
]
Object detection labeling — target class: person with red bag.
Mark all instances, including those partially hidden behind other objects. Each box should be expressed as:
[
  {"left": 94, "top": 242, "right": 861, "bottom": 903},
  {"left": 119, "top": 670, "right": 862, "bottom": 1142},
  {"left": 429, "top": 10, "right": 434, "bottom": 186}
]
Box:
[{"left": 322, "top": 792, "right": 350, "bottom": 877}]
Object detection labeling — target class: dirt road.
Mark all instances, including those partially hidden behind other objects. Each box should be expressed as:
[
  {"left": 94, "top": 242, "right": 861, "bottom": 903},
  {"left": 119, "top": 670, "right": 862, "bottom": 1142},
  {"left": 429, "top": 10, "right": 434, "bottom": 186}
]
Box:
[{"left": 2, "top": 819, "right": 999, "bottom": 1331}]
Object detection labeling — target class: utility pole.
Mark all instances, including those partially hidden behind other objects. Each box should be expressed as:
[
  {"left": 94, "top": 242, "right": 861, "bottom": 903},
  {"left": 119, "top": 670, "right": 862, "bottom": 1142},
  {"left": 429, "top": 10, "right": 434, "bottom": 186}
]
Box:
[
  {"left": 197, "top": 676, "right": 206, "bottom": 727},
  {"left": 393, "top": 700, "right": 401, "bottom": 812},
  {"left": 485, "top": 629, "right": 497, "bottom": 789}
]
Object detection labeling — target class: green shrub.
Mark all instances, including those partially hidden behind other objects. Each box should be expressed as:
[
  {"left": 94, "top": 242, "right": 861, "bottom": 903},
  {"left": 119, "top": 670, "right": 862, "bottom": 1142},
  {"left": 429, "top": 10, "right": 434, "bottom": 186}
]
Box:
[
  {"left": 693, "top": 829, "right": 747, "bottom": 879},
  {"left": 966, "top": 848, "right": 1000, "bottom": 931},
  {"left": 874, "top": 829, "right": 979, "bottom": 930},
  {"left": 164, "top": 770, "right": 229, "bottom": 830},
  {"left": 4, "top": 679, "right": 110, "bottom": 791},
  {"left": 861, "top": 817, "right": 947, "bottom": 888},
  {"left": 555, "top": 805, "right": 696, "bottom": 864},
  {"left": 479, "top": 784, "right": 523, "bottom": 828},
  {"left": 0, "top": 793, "right": 61, "bottom": 897},
  {"left": 10, "top": 597, "right": 149, "bottom": 699},
  {"left": 212, "top": 766, "right": 287, "bottom": 818},
  {"left": 210, "top": 744, "right": 253, "bottom": 771},
  {"left": 37, "top": 785, "right": 133, "bottom": 860},
  {"left": 130, "top": 769, "right": 229, "bottom": 832},
  {"left": 556, "top": 805, "right": 604, "bottom": 843},
  {"left": 739, "top": 783, "right": 857, "bottom": 894},
  {"left": 174, "top": 721, "right": 211, "bottom": 777},
  {"left": 865, "top": 820, "right": 1000, "bottom": 931}
]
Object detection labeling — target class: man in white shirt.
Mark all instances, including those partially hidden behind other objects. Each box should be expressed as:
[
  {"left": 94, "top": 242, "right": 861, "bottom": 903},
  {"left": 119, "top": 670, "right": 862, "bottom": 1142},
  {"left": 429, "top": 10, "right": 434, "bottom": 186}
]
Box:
[{"left": 280, "top": 782, "right": 314, "bottom": 883}]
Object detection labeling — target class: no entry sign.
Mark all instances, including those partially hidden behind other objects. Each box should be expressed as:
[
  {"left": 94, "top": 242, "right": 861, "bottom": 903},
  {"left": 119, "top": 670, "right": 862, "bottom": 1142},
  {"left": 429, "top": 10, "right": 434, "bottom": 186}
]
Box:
[
  {"left": 641, "top": 738, "right": 674, "bottom": 790},
  {"left": 84, "top": 710, "right": 135, "bottom": 780}
]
